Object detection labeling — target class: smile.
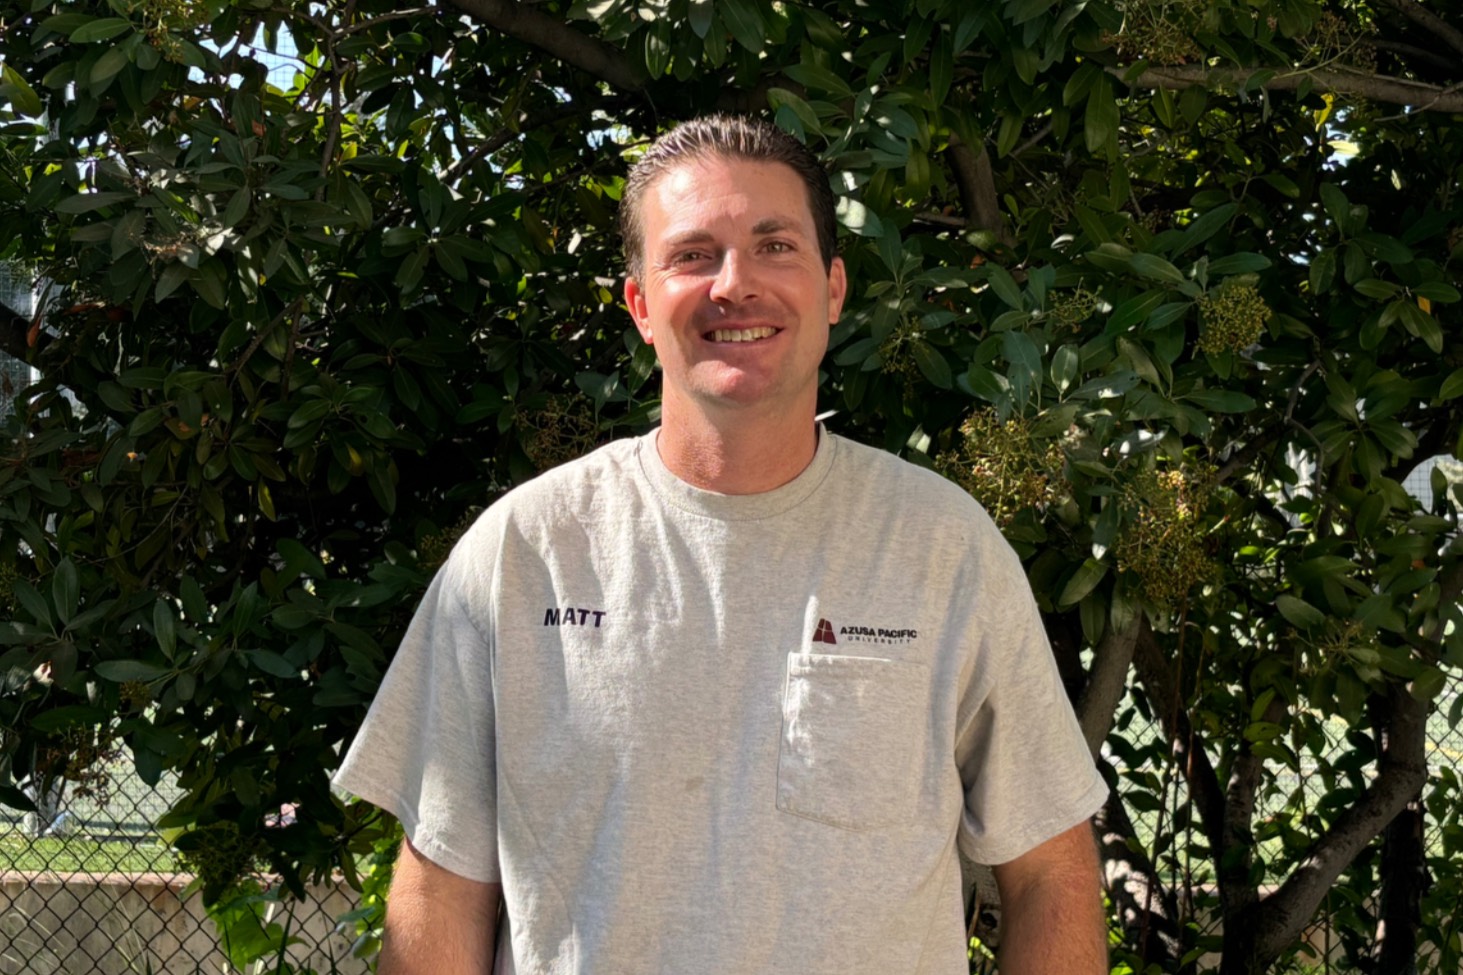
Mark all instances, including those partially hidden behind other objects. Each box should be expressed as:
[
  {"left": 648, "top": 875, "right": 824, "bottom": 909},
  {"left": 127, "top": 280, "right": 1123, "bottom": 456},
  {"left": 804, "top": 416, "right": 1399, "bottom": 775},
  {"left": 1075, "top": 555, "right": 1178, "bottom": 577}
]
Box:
[{"left": 708, "top": 327, "right": 778, "bottom": 343}]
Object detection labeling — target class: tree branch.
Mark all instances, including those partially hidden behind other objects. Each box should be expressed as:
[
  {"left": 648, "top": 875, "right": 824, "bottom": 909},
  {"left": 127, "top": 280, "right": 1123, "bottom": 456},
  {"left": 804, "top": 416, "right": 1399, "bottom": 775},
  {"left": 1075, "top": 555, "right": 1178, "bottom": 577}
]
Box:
[
  {"left": 1, "top": 307, "right": 43, "bottom": 363},
  {"left": 1373, "top": 0, "right": 1463, "bottom": 61},
  {"left": 946, "top": 136, "right": 1006, "bottom": 242},
  {"left": 1116, "top": 64, "right": 1463, "bottom": 113},
  {"left": 1076, "top": 616, "right": 1142, "bottom": 756},
  {"left": 1367, "top": 38, "right": 1459, "bottom": 76},
  {"left": 442, "top": 98, "right": 606, "bottom": 184},
  {"left": 1132, "top": 624, "right": 1227, "bottom": 856},
  {"left": 1214, "top": 433, "right": 1277, "bottom": 485},
  {"left": 1218, "top": 694, "right": 1285, "bottom": 924},
  {"left": 0, "top": 295, "right": 49, "bottom": 360},
  {"left": 1095, "top": 778, "right": 1187, "bottom": 972},
  {"left": 1251, "top": 685, "right": 1429, "bottom": 962},
  {"left": 437, "top": 0, "right": 645, "bottom": 92}
]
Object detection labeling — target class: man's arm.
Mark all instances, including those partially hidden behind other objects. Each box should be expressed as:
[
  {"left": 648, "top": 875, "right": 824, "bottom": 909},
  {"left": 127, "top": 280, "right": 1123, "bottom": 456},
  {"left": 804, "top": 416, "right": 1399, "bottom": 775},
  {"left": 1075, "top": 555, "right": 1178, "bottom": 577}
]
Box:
[
  {"left": 378, "top": 836, "right": 503, "bottom": 975},
  {"left": 990, "top": 819, "right": 1107, "bottom": 975}
]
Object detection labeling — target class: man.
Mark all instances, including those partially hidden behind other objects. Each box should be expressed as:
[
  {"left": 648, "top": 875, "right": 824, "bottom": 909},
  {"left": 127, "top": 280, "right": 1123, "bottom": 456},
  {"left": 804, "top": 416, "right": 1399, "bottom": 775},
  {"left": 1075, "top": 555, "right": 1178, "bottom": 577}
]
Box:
[{"left": 334, "top": 115, "right": 1108, "bottom": 974}]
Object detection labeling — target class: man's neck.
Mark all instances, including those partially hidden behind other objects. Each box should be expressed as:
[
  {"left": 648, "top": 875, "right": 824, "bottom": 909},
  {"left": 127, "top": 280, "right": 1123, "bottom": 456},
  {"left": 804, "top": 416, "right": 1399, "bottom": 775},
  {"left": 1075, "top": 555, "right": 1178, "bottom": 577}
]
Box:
[{"left": 654, "top": 399, "right": 819, "bottom": 495}]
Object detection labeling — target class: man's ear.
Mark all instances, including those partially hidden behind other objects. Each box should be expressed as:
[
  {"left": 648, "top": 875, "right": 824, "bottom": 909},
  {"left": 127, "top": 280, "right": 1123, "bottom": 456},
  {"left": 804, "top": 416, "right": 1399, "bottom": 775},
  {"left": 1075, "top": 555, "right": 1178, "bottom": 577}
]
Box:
[
  {"left": 826, "top": 256, "right": 848, "bottom": 325},
  {"left": 624, "top": 277, "right": 652, "bottom": 344}
]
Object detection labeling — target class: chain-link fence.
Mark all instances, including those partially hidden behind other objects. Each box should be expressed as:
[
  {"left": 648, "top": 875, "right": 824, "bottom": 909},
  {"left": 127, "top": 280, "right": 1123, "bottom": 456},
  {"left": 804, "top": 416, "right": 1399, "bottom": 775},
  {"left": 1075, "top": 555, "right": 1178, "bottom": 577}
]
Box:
[
  {"left": 0, "top": 749, "right": 366, "bottom": 975},
  {"left": 1109, "top": 674, "right": 1463, "bottom": 972}
]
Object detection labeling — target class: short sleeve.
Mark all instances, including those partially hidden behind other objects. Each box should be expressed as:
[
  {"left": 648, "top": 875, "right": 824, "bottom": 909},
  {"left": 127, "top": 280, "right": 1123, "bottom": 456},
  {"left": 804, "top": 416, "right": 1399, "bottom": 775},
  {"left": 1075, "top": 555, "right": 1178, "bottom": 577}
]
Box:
[
  {"left": 954, "top": 534, "right": 1107, "bottom": 866},
  {"left": 333, "top": 537, "right": 501, "bottom": 884}
]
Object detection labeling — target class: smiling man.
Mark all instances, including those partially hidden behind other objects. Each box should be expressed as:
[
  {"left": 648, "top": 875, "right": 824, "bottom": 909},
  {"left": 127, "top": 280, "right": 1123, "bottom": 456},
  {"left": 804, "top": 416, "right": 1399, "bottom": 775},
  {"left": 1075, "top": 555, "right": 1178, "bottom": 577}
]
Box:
[{"left": 335, "top": 115, "right": 1108, "bottom": 975}]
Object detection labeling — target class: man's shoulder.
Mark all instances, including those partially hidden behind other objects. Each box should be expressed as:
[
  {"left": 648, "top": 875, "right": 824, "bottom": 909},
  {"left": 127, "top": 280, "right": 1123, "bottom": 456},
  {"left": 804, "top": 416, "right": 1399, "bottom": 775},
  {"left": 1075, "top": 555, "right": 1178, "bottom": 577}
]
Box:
[
  {"left": 509, "top": 436, "right": 643, "bottom": 502},
  {"left": 454, "top": 436, "right": 644, "bottom": 546}
]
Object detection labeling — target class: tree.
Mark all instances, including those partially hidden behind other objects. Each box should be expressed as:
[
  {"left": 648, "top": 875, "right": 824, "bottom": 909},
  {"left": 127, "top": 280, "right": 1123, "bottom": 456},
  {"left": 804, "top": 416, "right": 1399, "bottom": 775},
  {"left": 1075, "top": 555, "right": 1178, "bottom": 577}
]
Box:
[{"left": 2, "top": 0, "right": 1461, "bottom": 972}]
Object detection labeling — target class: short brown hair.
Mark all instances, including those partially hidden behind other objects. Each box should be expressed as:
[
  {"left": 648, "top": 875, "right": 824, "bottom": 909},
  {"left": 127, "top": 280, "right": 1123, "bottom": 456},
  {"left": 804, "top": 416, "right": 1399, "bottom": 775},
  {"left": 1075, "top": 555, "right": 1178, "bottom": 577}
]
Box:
[{"left": 619, "top": 114, "right": 838, "bottom": 280}]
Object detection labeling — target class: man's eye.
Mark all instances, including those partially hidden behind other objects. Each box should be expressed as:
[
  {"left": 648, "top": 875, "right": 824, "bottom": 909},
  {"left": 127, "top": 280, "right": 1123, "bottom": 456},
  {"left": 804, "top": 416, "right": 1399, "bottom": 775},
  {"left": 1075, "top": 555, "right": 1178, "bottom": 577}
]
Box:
[
  {"left": 673, "top": 250, "right": 708, "bottom": 263},
  {"left": 764, "top": 241, "right": 793, "bottom": 254}
]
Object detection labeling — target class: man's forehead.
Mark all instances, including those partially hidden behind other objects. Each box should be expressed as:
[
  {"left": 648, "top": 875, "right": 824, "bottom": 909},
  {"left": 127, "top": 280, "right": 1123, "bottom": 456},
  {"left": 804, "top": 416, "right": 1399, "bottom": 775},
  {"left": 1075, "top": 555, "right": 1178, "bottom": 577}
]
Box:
[{"left": 645, "top": 157, "right": 814, "bottom": 231}]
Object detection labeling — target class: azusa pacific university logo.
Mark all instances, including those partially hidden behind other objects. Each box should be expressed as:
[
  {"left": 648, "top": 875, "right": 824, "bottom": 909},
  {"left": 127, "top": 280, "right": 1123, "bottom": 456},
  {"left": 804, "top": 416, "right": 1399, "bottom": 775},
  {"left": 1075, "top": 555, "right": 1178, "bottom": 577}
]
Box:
[{"left": 814, "top": 613, "right": 919, "bottom": 646}]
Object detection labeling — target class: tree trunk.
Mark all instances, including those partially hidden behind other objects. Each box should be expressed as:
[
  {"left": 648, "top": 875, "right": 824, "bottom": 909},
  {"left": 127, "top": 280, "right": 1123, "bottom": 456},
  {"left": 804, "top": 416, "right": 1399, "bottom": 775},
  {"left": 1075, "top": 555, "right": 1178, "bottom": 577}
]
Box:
[
  {"left": 1095, "top": 786, "right": 1189, "bottom": 972},
  {"left": 1372, "top": 796, "right": 1428, "bottom": 972}
]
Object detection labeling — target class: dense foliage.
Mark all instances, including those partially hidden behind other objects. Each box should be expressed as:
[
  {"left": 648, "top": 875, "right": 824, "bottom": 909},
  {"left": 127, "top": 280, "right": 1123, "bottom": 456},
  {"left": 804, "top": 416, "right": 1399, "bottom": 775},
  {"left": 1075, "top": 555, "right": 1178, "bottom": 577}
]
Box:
[{"left": 3, "top": 0, "right": 1462, "bottom": 972}]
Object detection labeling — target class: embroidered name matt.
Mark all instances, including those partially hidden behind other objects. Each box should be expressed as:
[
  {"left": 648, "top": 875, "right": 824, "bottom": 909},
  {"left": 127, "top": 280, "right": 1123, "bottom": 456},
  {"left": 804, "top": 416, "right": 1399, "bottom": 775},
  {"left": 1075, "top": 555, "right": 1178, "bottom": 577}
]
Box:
[{"left": 543, "top": 607, "right": 607, "bottom": 628}]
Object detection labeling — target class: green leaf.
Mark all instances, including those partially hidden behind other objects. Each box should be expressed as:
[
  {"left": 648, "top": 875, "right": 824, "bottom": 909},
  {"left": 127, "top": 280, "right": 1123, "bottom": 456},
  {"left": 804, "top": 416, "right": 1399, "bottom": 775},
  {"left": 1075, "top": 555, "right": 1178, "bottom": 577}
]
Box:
[
  {"left": 1204, "top": 252, "right": 1271, "bottom": 275},
  {"left": 1107, "top": 291, "right": 1165, "bottom": 333},
  {"left": 95, "top": 659, "right": 170, "bottom": 682},
  {"left": 90, "top": 45, "right": 132, "bottom": 85},
  {"left": 963, "top": 364, "right": 1011, "bottom": 404},
  {"left": 277, "top": 537, "right": 328, "bottom": 580},
  {"left": 1243, "top": 721, "right": 1283, "bottom": 743},
  {"left": 782, "top": 62, "right": 852, "bottom": 99},
  {"left": 835, "top": 196, "right": 882, "bottom": 237},
  {"left": 180, "top": 574, "right": 208, "bottom": 622},
  {"left": 1006, "top": 0, "right": 1060, "bottom": 25},
  {"left": 1003, "top": 330, "right": 1042, "bottom": 390},
  {"left": 1319, "top": 183, "right": 1350, "bottom": 232},
  {"left": 153, "top": 598, "right": 177, "bottom": 659},
  {"left": 1411, "top": 666, "right": 1446, "bottom": 702},
  {"left": 52, "top": 558, "right": 79, "bottom": 627},
  {"left": 1178, "top": 203, "right": 1238, "bottom": 252},
  {"left": 221, "top": 187, "right": 251, "bottom": 228},
  {"left": 55, "top": 191, "right": 133, "bottom": 214},
  {"left": 1051, "top": 344, "right": 1079, "bottom": 393},
  {"left": 1354, "top": 278, "right": 1399, "bottom": 300},
  {"left": 1182, "top": 389, "right": 1257, "bottom": 413},
  {"left": 288, "top": 398, "right": 332, "bottom": 430},
  {"left": 1063, "top": 62, "right": 1101, "bottom": 108},
  {"left": 394, "top": 245, "right": 429, "bottom": 292},
  {"left": 1084, "top": 74, "right": 1118, "bottom": 155},
  {"left": 1439, "top": 369, "right": 1463, "bottom": 402},
  {"left": 1058, "top": 558, "right": 1108, "bottom": 608},
  {"left": 1309, "top": 250, "right": 1337, "bottom": 295},
  {"left": 30, "top": 705, "right": 109, "bottom": 734},
  {"left": 1085, "top": 242, "right": 1133, "bottom": 273},
  {"left": 986, "top": 265, "right": 1023, "bottom": 309},
  {"left": 1413, "top": 281, "right": 1461, "bottom": 303},
  {"left": 688, "top": 0, "right": 713, "bottom": 37},
  {"left": 1129, "top": 253, "right": 1186, "bottom": 287},
  {"left": 643, "top": 26, "right": 671, "bottom": 77},
  {"left": 767, "top": 88, "right": 821, "bottom": 138},
  {"left": 719, "top": 0, "right": 766, "bottom": 54},
  {"left": 192, "top": 261, "right": 227, "bottom": 309},
  {"left": 929, "top": 30, "right": 953, "bottom": 105},
  {"left": 1276, "top": 594, "right": 1326, "bottom": 631},
  {"left": 1, "top": 65, "right": 43, "bottom": 117},
  {"left": 910, "top": 340, "right": 952, "bottom": 389},
  {"left": 68, "top": 17, "right": 133, "bottom": 42},
  {"left": 13, "top": 580, "right": 52, "bottom": 629},
  {"left": 246, "top": 650, "right": 300, "bottom": 679}
]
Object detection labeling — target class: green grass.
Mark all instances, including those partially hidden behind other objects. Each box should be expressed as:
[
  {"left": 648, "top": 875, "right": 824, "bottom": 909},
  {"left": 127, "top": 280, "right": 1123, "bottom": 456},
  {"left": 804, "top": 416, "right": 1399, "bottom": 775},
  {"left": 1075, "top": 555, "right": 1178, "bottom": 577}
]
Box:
[{"left": 0, "top": 832, "right": 181, "bottom": 874}]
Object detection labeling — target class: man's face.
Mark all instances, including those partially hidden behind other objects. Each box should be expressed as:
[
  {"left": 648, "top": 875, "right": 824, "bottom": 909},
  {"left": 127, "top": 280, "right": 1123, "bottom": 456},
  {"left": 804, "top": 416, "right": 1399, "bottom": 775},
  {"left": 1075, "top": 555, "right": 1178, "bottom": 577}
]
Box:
[{"left": 624, "top": 156, "right": 846, "bottom": 419}]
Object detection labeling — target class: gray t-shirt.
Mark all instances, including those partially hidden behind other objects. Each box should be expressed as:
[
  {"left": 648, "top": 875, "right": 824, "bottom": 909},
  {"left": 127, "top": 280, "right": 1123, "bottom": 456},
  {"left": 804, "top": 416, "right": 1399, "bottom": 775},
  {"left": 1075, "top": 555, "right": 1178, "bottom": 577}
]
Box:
[{"left": 334, "top": 428, "right": 1107, "bottom": 974}]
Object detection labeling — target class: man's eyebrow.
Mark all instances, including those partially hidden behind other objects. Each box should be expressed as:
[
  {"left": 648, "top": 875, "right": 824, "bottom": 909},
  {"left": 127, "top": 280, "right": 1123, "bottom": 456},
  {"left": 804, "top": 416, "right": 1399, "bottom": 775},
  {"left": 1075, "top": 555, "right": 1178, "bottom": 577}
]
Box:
[
  {"left": 658, "top": 230, "right": 715, "bottom": 252},
  {"left": 752, "top": 218, "right": 805, "bottom": 237}
]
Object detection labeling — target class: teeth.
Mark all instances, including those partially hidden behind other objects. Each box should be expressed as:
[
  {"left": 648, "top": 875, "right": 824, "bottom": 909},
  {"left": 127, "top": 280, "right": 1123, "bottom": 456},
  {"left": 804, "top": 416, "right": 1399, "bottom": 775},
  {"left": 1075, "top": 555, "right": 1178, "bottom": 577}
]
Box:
[{"left": 710, "top": 327, "right": 777, "bottom": 343}]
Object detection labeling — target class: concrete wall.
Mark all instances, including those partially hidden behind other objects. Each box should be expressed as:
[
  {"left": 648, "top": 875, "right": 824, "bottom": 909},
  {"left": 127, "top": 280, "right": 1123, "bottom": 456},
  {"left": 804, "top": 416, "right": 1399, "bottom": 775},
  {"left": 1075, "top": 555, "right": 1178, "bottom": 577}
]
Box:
[{"left": 0, "top": 871, "right": 370, "bottom": 975}]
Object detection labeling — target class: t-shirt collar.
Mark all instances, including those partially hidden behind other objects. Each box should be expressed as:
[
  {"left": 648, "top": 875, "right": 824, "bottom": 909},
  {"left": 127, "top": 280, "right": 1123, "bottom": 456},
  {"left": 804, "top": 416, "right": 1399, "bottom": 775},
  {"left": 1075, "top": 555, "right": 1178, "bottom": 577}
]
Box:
[{"left": 636, "top": 423, "right": 838, "bottom": 521}]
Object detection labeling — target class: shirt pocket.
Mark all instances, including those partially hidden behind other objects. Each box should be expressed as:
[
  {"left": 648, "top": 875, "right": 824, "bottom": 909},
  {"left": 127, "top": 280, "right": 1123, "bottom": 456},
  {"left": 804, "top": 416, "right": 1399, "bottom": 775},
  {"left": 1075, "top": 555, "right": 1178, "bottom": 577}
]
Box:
[{"left": 776, "top": 653, "right": 929, "bottom": 831}]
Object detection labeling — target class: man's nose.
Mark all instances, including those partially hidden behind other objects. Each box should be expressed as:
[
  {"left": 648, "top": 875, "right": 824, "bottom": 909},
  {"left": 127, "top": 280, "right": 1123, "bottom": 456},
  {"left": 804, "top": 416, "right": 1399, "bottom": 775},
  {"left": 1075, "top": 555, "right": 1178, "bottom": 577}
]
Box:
[{"left": 709, "top": 250, "right": 757, "bottom": 304}]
